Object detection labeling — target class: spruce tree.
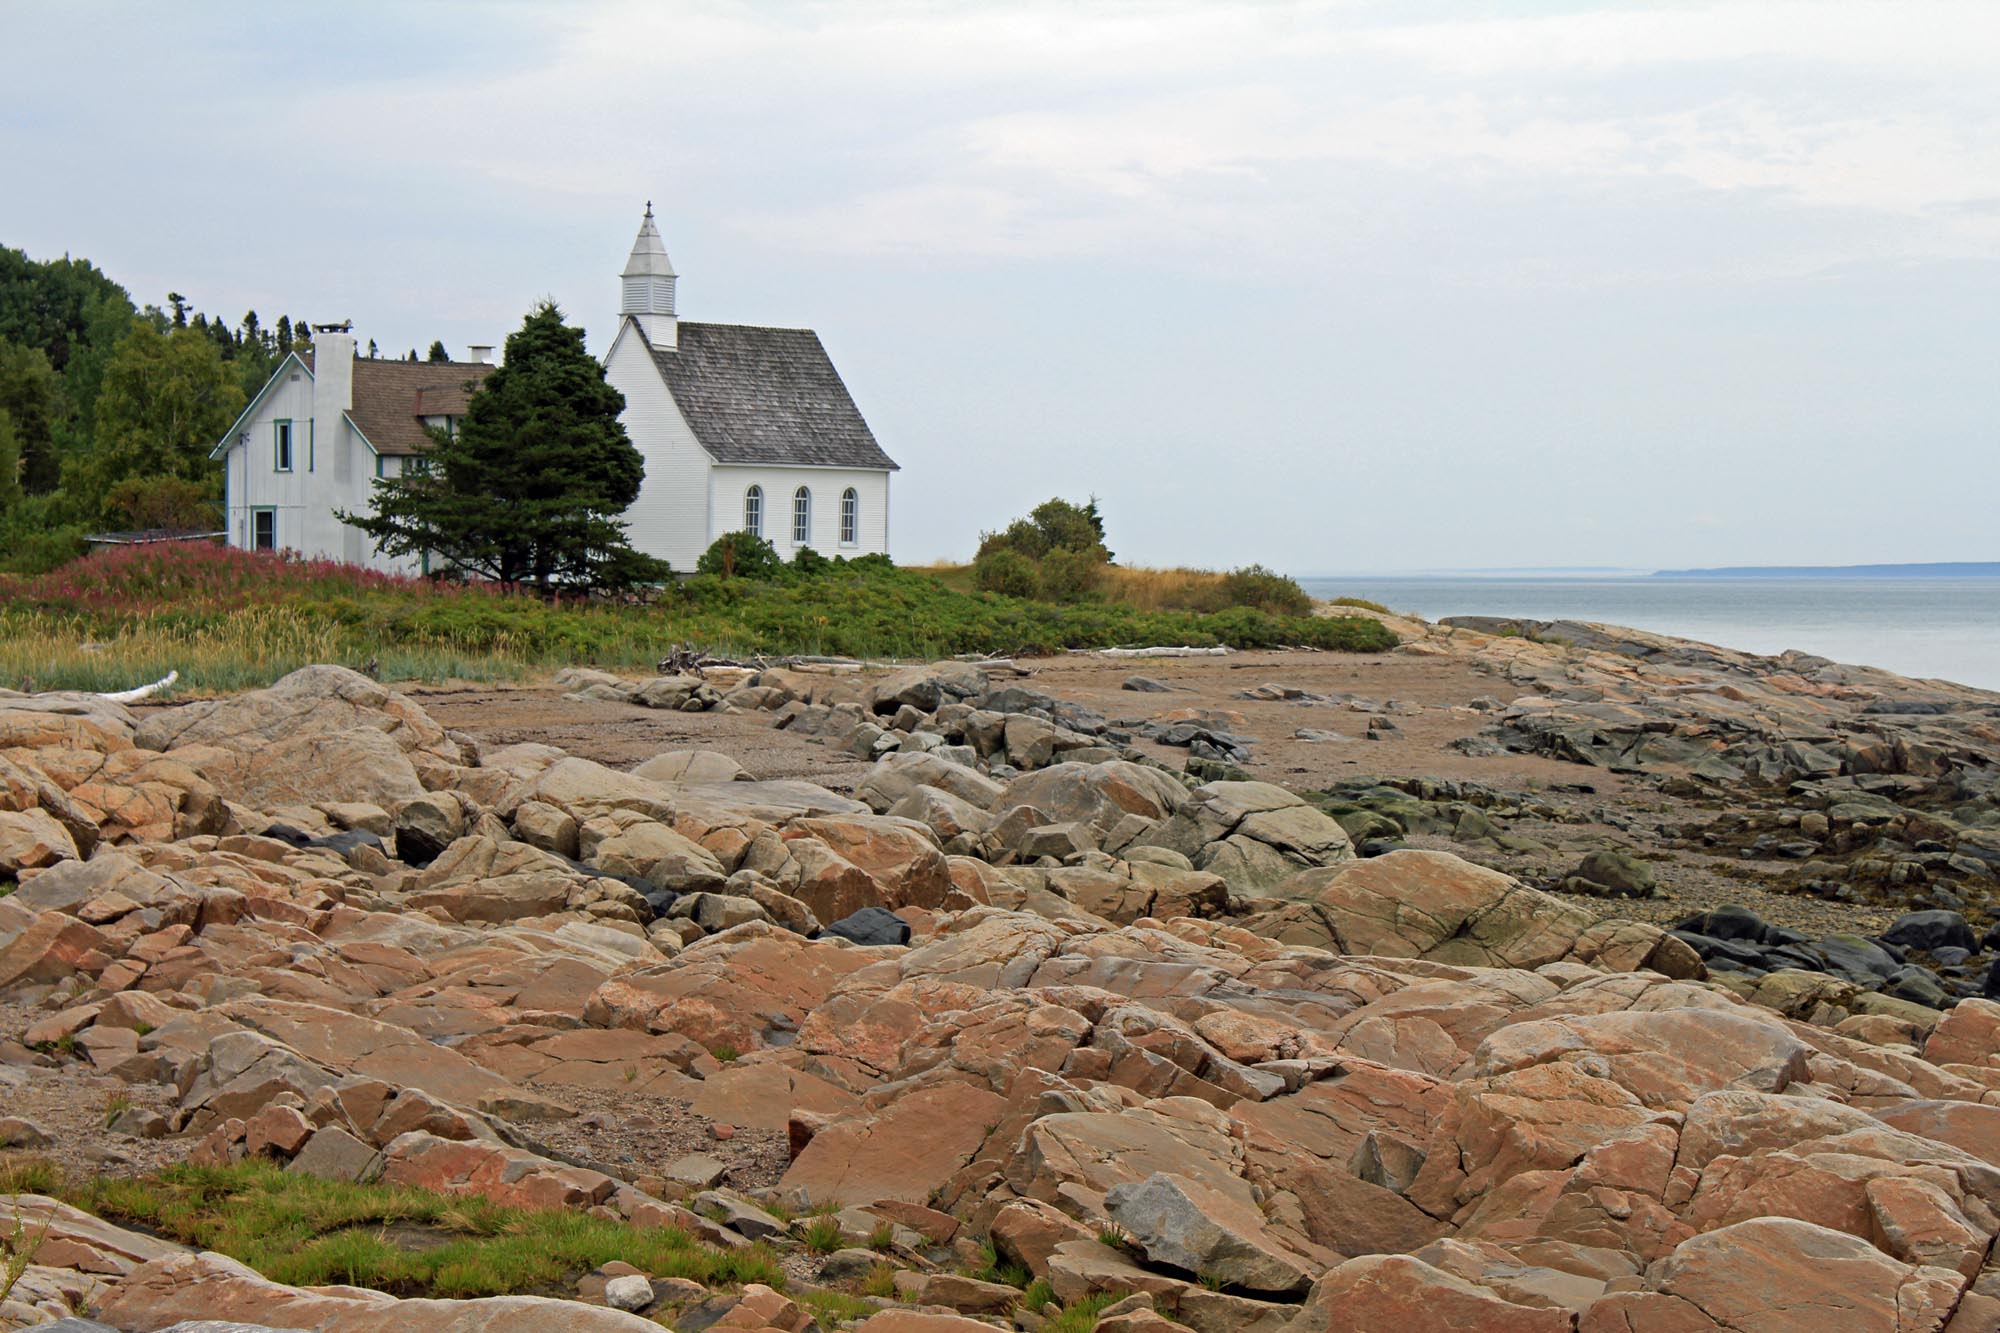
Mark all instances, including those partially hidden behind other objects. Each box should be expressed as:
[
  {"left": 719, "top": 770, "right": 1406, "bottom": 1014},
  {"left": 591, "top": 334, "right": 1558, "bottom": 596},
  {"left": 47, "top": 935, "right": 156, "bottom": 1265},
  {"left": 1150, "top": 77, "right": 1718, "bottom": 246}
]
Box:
[
  {"left": 341, "top": 301, "right": 659, "bottom": 590},
  {"left": 426, "top": 339, "right": 449, "bottom": 362}
]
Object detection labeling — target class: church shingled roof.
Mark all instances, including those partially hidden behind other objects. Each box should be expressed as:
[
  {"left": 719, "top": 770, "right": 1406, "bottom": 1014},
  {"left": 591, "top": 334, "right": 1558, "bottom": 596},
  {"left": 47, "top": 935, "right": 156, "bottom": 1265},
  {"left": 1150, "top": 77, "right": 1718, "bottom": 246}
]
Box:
[
  {"left": 648, "top": 322, "right": 899, "bottom": 471},
  {"left": 301, "top": 352, "right": 492, "bottom": 453}
]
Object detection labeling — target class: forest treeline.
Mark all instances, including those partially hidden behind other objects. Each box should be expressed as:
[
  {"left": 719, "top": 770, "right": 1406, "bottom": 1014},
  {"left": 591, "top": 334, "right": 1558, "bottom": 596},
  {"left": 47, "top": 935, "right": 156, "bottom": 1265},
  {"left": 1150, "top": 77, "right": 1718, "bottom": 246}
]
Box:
[{"left": 0, "top": 243, "right": 448, "bottom": 572}]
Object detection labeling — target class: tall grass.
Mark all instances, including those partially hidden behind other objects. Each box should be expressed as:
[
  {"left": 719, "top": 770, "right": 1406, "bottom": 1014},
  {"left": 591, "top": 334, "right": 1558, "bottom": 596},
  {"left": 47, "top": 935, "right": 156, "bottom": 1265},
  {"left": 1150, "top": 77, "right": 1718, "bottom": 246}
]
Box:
[{"left": 0, "top": 545, "right": 1397, "bottom": 694}]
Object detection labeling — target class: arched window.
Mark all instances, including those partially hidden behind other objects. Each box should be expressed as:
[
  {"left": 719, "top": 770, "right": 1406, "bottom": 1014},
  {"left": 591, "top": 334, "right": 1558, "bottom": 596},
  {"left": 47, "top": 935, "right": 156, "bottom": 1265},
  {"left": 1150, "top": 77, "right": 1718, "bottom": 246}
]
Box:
[
  {"left": 792, "top": 486, "right": 812, "bottom": 545},
  {"left": 840, "top": 488, "right": 859, "bottom": 546},
  {"left": 743, "top": 485, "right": 763, "bottom": 537}
]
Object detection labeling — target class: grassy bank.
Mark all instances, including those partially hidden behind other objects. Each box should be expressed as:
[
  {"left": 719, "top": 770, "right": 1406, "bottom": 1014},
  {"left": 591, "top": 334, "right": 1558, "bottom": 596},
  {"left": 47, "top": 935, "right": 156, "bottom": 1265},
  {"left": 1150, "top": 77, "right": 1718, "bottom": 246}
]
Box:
[
  {"left": 0, "top": 545, "right": 1397, "bottom": 694},
  {"left": 0, "top": 1157, "right": 784, "bottom": 1299}
]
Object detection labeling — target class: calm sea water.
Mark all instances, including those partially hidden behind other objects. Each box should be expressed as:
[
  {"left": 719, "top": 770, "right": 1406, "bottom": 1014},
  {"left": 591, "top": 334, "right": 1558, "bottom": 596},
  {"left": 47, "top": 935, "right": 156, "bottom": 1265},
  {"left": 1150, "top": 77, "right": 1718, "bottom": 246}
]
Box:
[{"left": 1295, "top": 577, "right": 2000, "bottom": 692}]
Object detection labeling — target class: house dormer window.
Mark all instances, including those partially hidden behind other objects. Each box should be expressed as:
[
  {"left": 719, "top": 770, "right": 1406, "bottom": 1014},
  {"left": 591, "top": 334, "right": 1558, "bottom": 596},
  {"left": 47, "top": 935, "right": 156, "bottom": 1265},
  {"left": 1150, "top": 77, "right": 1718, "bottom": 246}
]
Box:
[
  {"left": 792, "top": 486, "right": 812, "bottom": 545},
  {"left": 274, "top": 419, "right": 293, "bottom": 471},
  {"left": 744, "top": 485, "right": 763, "bottom": 537}
]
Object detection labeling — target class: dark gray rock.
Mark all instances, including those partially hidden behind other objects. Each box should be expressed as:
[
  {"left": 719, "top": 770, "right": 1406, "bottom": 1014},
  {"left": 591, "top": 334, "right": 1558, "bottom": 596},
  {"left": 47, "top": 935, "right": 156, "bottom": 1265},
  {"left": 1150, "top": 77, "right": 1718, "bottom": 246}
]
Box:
[
  {"left": 821, "top": 906, "right": 912, "bottom": 947},
  {"left": 1881, "top": 964, "right": 1948, "bottom": 1008},
  {"left": 1879, "top": 910, "right": 1978, "bottom": 954}
]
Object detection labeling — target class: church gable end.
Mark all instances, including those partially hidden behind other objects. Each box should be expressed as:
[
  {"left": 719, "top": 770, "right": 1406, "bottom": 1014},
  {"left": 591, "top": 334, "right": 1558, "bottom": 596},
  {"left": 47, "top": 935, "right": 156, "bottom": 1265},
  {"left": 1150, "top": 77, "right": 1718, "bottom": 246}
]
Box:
[{"left": 647, "top": 322, "right": 898, "bottom": 472}]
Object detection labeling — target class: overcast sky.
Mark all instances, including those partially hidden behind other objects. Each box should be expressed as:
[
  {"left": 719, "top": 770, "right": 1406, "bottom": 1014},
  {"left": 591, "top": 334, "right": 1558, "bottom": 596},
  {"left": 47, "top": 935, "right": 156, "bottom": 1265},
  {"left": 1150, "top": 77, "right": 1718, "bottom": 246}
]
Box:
[{"left": 6, "top": 1, "right": 1997, "bottom": 572}]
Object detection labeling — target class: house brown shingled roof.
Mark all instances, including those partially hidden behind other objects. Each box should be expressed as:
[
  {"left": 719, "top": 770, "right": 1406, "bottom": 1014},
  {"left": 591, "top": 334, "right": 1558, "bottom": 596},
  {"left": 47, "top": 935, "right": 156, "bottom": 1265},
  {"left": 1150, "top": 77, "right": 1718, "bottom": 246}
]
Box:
[
  {"left": 648, "top": 322, "right": 898, "bottom": 470},
  {"left": 301, "top": 352, "right": 492, "bottom": 453}
]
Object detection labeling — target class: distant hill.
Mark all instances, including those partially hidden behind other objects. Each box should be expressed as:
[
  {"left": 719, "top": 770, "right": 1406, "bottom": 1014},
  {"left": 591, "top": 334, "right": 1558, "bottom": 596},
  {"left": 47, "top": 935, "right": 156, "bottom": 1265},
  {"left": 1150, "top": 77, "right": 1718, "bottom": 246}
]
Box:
[{"left": 1652, "top": 562, "right": 2000, "bottom": 579}]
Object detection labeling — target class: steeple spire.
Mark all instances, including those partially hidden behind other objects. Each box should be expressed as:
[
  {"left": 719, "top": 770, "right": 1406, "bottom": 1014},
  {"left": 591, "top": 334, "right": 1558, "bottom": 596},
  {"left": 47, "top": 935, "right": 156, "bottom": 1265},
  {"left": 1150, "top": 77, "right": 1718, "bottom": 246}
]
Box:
[{"left": 622, "top": 204, "right": 678, "bottom": 348}]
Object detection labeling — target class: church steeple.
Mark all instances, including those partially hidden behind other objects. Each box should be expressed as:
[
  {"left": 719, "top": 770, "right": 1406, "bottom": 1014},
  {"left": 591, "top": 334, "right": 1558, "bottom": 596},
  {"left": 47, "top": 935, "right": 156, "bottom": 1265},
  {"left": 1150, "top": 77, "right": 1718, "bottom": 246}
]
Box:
[{"left": 622, "top": 203, "right": 678, "bottom": 348}]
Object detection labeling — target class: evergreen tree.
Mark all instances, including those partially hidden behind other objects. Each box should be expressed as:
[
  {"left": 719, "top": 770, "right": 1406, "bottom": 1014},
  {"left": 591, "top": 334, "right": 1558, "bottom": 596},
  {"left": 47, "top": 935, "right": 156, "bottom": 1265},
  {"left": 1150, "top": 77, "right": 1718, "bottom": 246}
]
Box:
[
  {"left": 427, "top": 339, "right": 449, "bottom": 362},
  {"left": 0, "top": 409, "right": 20, "bottom": 514},
  {"left": 275, "top": 315, "right": 293, "bottom": 355},
  {"left": 405, "top": 349, "right": 418, "bottom": 362},
  {"left": 166, "top": 292, "right": 188, "bottom": 327},
  {"left": 0, "top": 336, "right": 64, "bottom": 494},
  {"left": 342, "top": 301, "right": 657, "bottom": 590},
  {"left": 366, "top": 338, "right": 379, "bottom": 359}
]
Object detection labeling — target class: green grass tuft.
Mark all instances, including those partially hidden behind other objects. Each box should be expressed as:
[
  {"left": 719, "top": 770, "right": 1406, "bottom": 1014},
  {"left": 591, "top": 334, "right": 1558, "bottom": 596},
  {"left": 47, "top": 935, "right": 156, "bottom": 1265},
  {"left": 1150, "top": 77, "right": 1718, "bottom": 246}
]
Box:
[
  {"left": 800, "top": 1215, "right": 845, "bottom": 1255},
  {"left": 1044, "top": 1291, "right": 1122, "bottom": 1332}
]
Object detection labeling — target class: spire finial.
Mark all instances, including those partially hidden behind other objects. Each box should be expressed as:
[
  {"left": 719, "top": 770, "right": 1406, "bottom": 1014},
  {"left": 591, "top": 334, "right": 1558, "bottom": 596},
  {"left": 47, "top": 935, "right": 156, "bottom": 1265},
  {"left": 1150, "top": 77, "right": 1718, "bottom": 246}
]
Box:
[{"left": 645, "top": 200, "right": 653, "bottom": 218}]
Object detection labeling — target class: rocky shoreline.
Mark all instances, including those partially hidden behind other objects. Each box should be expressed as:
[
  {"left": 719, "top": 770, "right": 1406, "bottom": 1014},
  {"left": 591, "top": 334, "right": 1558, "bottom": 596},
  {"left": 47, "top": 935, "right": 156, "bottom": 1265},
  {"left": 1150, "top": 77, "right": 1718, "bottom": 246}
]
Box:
[{"left": 0, "top": 612, "right": 1997, "bottom": 1330}]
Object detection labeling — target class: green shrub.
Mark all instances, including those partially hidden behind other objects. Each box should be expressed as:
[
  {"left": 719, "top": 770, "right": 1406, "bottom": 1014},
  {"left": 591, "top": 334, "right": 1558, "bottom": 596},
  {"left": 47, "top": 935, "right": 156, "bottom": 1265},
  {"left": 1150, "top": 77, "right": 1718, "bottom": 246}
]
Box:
[
  {"left": 695, "top": 530, "right": 783, "bottom": 580},
  {"left": 791, "top": 545, "right": 831, "bottom": 575},
  {"left": 972, "top": 546, "right": 1039, "bottom": 598},
  {"left": 1218, "top": 564, "right": 1311, "bottom": 616},
  {"left": 1036, "top": 546, "right": 1104, "bottom": 603},
  {"left": 1329, "top": 595, "right": 1389, "bottom": 613}
]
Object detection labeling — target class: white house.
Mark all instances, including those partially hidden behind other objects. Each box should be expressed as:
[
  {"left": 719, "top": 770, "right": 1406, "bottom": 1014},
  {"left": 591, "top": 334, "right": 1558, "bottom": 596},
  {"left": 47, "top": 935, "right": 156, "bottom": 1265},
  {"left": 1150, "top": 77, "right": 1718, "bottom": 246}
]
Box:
[
  {"left": 603, "top": 206, "right": 899, "bottom": 571},
  {"left": 210, "top": 336, "right": 492, "bottom": 574},
  {"left": 213, "top": 207, "right": 898, "bottom": 574}
]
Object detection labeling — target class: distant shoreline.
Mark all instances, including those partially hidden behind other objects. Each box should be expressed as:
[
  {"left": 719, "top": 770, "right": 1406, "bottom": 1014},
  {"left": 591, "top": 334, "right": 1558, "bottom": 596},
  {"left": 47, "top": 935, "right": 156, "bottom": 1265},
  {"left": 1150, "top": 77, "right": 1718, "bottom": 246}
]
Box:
[{"left": 1648, "top": 562, "right": 2000, "bottom": 579}]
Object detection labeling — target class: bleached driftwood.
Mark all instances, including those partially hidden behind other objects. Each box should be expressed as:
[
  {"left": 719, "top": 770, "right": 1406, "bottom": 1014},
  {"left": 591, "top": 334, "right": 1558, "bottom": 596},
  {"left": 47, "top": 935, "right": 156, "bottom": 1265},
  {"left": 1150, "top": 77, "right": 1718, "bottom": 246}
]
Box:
[
  {"left": 1085, "top": 646, "right": 1233, "bottom": 659},
  {"left": 94, "top": 670, "right": 178, "bottom": 703}
]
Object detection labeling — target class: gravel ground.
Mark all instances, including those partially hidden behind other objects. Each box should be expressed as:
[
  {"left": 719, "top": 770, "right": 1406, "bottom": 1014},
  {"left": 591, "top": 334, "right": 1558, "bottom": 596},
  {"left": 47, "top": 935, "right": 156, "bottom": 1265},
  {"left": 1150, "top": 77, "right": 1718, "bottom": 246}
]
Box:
[
  {"left": 0, "top": 1001, "right": 183, "bottom": 1183},
  {"left": 523, "top": 1084, "right": 791, "bottom": 1196},
  {"left": 413, "top": 654, "right": 1885, "bottom": 938}
]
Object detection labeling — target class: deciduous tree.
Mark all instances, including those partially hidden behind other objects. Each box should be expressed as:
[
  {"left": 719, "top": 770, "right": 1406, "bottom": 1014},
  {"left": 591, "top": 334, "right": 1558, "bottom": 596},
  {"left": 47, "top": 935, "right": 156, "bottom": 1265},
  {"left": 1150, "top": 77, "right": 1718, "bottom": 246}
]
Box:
[{"left": 80, "top": 320, "right": 240, "bottom": 512}]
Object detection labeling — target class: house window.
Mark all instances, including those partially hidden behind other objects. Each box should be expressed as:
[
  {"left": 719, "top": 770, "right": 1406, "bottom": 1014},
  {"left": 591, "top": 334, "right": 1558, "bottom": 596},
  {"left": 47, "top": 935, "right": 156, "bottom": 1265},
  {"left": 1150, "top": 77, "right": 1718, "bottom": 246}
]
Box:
[
  {"left": 251, "top": 508, "right": 276, "bottom": 551},
  {"left": 307, "top": 419, "right": 315, "bottom": 472},
  {"left": 274, "top": 419, "right": 293, "bottom": 472},
  {"left": 840, "top": 488, "right": 859, "bottom": 546},
  {"left": 406, "top": 456, "right": 430, "bottom": 476},
  {"left": 792, "top": 486, "right": 812, "bottom": 545},
  {"left": 744, "top": 485, "right": 763, "bottom": 537}
]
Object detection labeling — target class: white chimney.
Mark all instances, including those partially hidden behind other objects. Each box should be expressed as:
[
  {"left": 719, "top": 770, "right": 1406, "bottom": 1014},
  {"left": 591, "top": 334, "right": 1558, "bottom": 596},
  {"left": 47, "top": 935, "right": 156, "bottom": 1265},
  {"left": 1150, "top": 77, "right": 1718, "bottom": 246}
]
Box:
[
  {"left": 467, "top": 344, "right": 494, "bottom": 365},
  {"left": 312, "top": 333, "right": 357, "bottom": 483}
]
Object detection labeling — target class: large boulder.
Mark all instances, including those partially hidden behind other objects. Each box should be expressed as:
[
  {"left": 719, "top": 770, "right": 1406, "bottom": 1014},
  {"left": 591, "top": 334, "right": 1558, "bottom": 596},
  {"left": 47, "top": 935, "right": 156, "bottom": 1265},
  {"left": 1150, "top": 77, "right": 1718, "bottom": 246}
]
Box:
[
  {"left": 1262, "top": 850, "right": 1599, "bottom": 968},
  {"left": 137, "top": 665, "right": 457, "bottom": 768},
  {"left": 1288, "top": 1254, "right": 1573, "bottom": 1332},
  {"left": 860, "top": 751, "right": 1004, "bottom": 812},
  {"left": 1132, "top": 782, "right": 1354, "bottom": 898},
  {"left": 780, "top": 1082, "right": 1007, "bottom": 1206},
  {"left": 1628, "top": 1216, "right": 1966, "bottom": 1332},
  {"left": 517, "top": 758, "right": 677, "bottom": 826},
  {"left": 402, "top": 835, "right": 611, "bottom": 923},
  {"left": 1104, "top": 1172, "right": 1329, "bottom": 1296},
  {"left": 782, "top": 815, "right": 951, "bottom": 916},
  {"left": 177, "top": 728, "right": 428, "bottom": 811},
  {"left": 988, "top": 762, "right": 1186, "bottom": 838},
  {"left": 631, "top": 749, "right": 749, "bottom": 784}
]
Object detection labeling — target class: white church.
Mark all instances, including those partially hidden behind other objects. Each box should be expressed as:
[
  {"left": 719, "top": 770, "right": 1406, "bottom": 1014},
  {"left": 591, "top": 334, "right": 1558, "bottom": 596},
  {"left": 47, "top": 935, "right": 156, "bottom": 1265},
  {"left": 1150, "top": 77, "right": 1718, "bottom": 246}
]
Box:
[{"left": 213, "top": 208, "right": 899, "bottom": 574}]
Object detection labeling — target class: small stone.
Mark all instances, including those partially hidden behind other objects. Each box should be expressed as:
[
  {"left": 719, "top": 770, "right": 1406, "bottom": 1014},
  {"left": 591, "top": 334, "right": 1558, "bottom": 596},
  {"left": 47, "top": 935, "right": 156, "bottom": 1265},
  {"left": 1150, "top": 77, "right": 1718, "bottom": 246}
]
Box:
[
  {"left": 712, "top": 1124, "right": 736, "bottom": 1141},
  {"left": 0, "top": 1116, "right": 54, "bottom": 1149},
  {"left": 665, "top": 1152, "right": 729, "bottom": 1189},
  {"left": 603, "top": 1273, "right": 654, "bottom": 1311}
]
